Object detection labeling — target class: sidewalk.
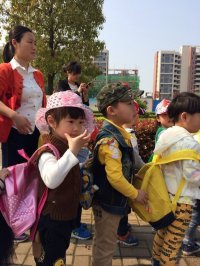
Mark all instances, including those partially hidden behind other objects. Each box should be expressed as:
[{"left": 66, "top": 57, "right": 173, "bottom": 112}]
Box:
[{"left": 13, "top": 210, "right": 200, "bottom": 266}]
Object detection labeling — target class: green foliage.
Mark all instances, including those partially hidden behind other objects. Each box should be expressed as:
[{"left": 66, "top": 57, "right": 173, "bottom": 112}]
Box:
[{"left": 0, "top": 0, "right": 105, "bottom": 94}]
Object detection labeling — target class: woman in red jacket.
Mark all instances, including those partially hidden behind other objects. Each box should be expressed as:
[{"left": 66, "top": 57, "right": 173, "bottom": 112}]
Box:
[{"left": 0, "top": 25, "right": 46, "bottom": 264}]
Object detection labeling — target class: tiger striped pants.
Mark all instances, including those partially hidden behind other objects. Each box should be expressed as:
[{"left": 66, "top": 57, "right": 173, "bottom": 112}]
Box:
[{"left": 152, "top": 203, "right": 192, "bottom": 266}]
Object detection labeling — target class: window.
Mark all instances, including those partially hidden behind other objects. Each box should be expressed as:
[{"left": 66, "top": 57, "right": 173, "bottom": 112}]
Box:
[
  {"left": 161, "top": 54, "right": 174, "bottom": 63},
  {"left": 160, "top": 74, "right": 173, "bottom": 83},
  {"left": 160, "top": 84, "right": 172, "bottom": 93},
  {"left": 161, "top": 64, "right": 173, "bottom": 73}
]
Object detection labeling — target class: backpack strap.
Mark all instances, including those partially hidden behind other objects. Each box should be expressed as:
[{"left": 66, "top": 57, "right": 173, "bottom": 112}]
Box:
[
  {"left": 153, "top": 149, "right": 200, "bottom": 165},
  {"left": 171, "top": 178, "right": 186, "bottom": 212}
]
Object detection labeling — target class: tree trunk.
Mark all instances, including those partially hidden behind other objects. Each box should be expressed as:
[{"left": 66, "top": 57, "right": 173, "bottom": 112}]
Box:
[{"left": 47, "top": 73, "right": 55, "bottom": 95}]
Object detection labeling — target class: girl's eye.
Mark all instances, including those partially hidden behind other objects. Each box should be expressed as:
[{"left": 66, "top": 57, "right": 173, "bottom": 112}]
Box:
[{"left": 67, "top": 120, "right": 73, "bottom": 123}]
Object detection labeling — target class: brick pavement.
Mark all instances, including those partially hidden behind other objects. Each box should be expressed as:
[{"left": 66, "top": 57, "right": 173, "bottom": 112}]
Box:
[{"left": 12, "top": 210, "right": 200, "bottom": 266}]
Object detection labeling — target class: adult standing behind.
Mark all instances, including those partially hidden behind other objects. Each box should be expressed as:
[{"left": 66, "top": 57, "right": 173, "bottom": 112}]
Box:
[
  {"left": 0, "top": 25, "right": 46, "bottom": 263},
  {"left": 55, "top": 61, "right": 90, "bottom": 106}
]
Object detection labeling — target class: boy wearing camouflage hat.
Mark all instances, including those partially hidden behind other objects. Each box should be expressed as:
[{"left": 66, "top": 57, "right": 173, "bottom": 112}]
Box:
[{"left": 92, "top": 83, "right": 148, "bottom": 266}]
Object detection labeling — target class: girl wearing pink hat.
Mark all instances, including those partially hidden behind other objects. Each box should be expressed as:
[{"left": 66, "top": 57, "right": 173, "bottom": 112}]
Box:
[
  {"left": 149, "top": 99, "right": 173, "bottom": 162},
  {"left": 34, "top": 91, "right": 94, "bottom": 265}
]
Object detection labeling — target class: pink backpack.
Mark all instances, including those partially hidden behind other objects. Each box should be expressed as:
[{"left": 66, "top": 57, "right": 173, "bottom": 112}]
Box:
[{"left": 0, "top": 144, "right": 60, "bottom": 238}]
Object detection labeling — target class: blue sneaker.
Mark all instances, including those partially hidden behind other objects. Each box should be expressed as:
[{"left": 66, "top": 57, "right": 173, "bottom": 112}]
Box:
[
  {"left": 118, "top": 232, "right": 139, "bottom": 246},
  {"left": 71, "top": 226, "right": 92, "bottom": 240},
  {"left": 182, "top": 243, "right": 200, "bottom": 256},
  {"left": 14, "top": 233, "right": 29, "bottom": 243}
]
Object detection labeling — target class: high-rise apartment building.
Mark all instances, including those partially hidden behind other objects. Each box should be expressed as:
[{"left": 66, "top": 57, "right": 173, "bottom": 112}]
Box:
[
  {"left": 153, "top": 46, "right": 200, "bottom": 99},
  {"left": 93, "top": 49, "right": 109, "bottom": 75}
]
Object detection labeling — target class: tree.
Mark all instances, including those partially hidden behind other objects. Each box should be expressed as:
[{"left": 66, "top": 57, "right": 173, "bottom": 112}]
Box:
[{"left": 0, "top": 0, "right": 105, "bottom": 94}]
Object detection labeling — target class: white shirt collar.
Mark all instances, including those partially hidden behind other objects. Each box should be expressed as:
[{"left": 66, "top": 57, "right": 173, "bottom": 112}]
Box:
[{"left": 10, "top": 57, "right": 36, "bottom": 73}]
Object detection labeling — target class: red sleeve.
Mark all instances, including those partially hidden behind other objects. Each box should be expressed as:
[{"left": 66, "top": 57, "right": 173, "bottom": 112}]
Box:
[{"left": 0, "top": 63, "right": 10, "bottom": 100}]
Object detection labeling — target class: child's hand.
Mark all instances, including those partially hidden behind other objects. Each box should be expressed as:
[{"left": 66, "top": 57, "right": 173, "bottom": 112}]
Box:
[
  {"left": 135, "top": 189, "right": 148, "bottom": 205},
  {"left": 0, "top": 168, "right": 10, "bottom": 181},
  {"left": 65, "top": 130, "right": 91, "bottom": 156}
]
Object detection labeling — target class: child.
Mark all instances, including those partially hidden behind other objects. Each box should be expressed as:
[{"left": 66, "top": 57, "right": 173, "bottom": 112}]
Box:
[
  {"left": 92, "top": 83, "right": 148, "bottom": 266},
  {"left": 117, "top": 100, "right": 145, "bottom": 246},
  {"left": 154, "top": 99, "right": 173, "bottom": 141},
  {"left": 0, "top": 168, "right": 14, "bottom": 266},
  {"left": 152, "top": 92, "right": 200, "bottom": 266},
  {"left": 149, "top": 99, "right": 173, "bottom": 162},
  {"left": 34, "top": 91, "right": 94, "bottom": 265}
]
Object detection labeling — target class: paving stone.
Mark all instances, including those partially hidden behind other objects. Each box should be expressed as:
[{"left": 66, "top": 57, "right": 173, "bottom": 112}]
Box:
[
  {"left": 74, "top": 255, "right": 90, "bottom": 266},
  {"left": 122, "top": 257, "right": 139, "bottom": 265},
  {"left": 112, "top": 257, "right": 123, "bottom": 265},
  {"left": 66, "top": 255, "right": 73, "bottom": 265},
  {"left": 138, "top": 258, "right": 152, "bottom": 265},
  {"left": 75, "top": 244, "right": 92, "bottom": 256},
  {"left": 15, "top": 242, "right": 32, "bottom": 255},
  {"left": 23, "top": 254, "right": 35, "bottom": 265},
  {"left": 13, "top": 254, "right": 26, "bottom": 265},
  {"left": 66, "top": 242, "right": 76, "bottom": 255}
]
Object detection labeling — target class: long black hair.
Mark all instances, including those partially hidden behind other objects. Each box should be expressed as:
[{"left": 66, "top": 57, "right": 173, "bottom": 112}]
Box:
[{"left": 2, "top": 25, "right": 32, "bottom": 63}]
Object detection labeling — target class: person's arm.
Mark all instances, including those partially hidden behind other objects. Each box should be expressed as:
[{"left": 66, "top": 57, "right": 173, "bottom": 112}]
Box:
[
  {"left": 98, "top": 140, "right": 138, "bottom": 200},
  {"left": 133, "top": 147, "right": 145, "bottom": 170},
  {"left": 38, "top": 150, "right": 79, "bottom": 189}
]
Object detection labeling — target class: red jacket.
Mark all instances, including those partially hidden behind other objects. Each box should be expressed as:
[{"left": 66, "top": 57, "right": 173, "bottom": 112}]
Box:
[{"left": 0, "top": 63, "right": 47, "bottom": 143}]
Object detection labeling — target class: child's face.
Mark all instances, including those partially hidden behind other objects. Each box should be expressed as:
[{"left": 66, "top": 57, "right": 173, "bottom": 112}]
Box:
[
  {"left": 48, "top": 115, "right": 85, "bottom": 140},
  {"left": 112, "top": 101, "right": 135, "bottom": 125},
  {"left": 182, "top": 113, "right": 200, "bottom": 133},
  {"left": 157, "top": 113, "right": 173, "bottom": 128},
  {"left": 123, "top": 107, "right": 139, "bottom": 128}
]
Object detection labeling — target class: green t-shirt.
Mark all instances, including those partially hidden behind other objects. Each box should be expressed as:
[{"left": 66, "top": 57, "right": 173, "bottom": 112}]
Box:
[{"left": 148, "top": 127, "right": 166, "bottom": 162}]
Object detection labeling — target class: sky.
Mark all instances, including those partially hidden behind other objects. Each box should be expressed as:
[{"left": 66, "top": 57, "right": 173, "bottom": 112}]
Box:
[{"left": 99, "top": 0, "right": 200, "bottom": 92}]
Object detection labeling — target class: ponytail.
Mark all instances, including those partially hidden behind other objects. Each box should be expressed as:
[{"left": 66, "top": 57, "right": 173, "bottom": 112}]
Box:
[{"left": 2, "top": 42, "right": 14, "bottom": 63}]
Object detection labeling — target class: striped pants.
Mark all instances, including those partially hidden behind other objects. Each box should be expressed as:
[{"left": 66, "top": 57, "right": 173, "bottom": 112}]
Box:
[{"left": 152, "top": 203, "right": 192, "bottom": 266}]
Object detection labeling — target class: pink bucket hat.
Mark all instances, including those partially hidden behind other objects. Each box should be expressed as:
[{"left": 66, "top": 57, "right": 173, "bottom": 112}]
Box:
[
  {"left": 35, "top": 91, "right": 95, "bottom": 133},
  {"left": 155, "top": 99, "right": 171, "bottom": 115}
]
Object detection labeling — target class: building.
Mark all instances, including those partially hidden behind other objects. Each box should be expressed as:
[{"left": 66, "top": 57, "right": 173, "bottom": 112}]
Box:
[
  {"left": 93, "top": 49, "right": 109, "bottom": 75},
  {"left": 153, "top": 45, "right": 200, "bottom": 99}
]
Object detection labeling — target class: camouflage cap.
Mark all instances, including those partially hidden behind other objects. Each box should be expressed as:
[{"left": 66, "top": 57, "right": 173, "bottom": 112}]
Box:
[{"left": 96, "top": 83, "right": 133, "bottom": 112}]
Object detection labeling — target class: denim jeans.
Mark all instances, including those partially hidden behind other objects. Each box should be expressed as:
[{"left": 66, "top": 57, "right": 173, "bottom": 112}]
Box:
[{"left": 183, "top": 200, "right": 200, "bottom": 245}]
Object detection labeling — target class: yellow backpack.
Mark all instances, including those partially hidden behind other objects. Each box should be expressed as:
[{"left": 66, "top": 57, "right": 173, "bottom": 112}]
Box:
[{"left": 131, "top": 149, "right": 200, "bottom": 230}]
